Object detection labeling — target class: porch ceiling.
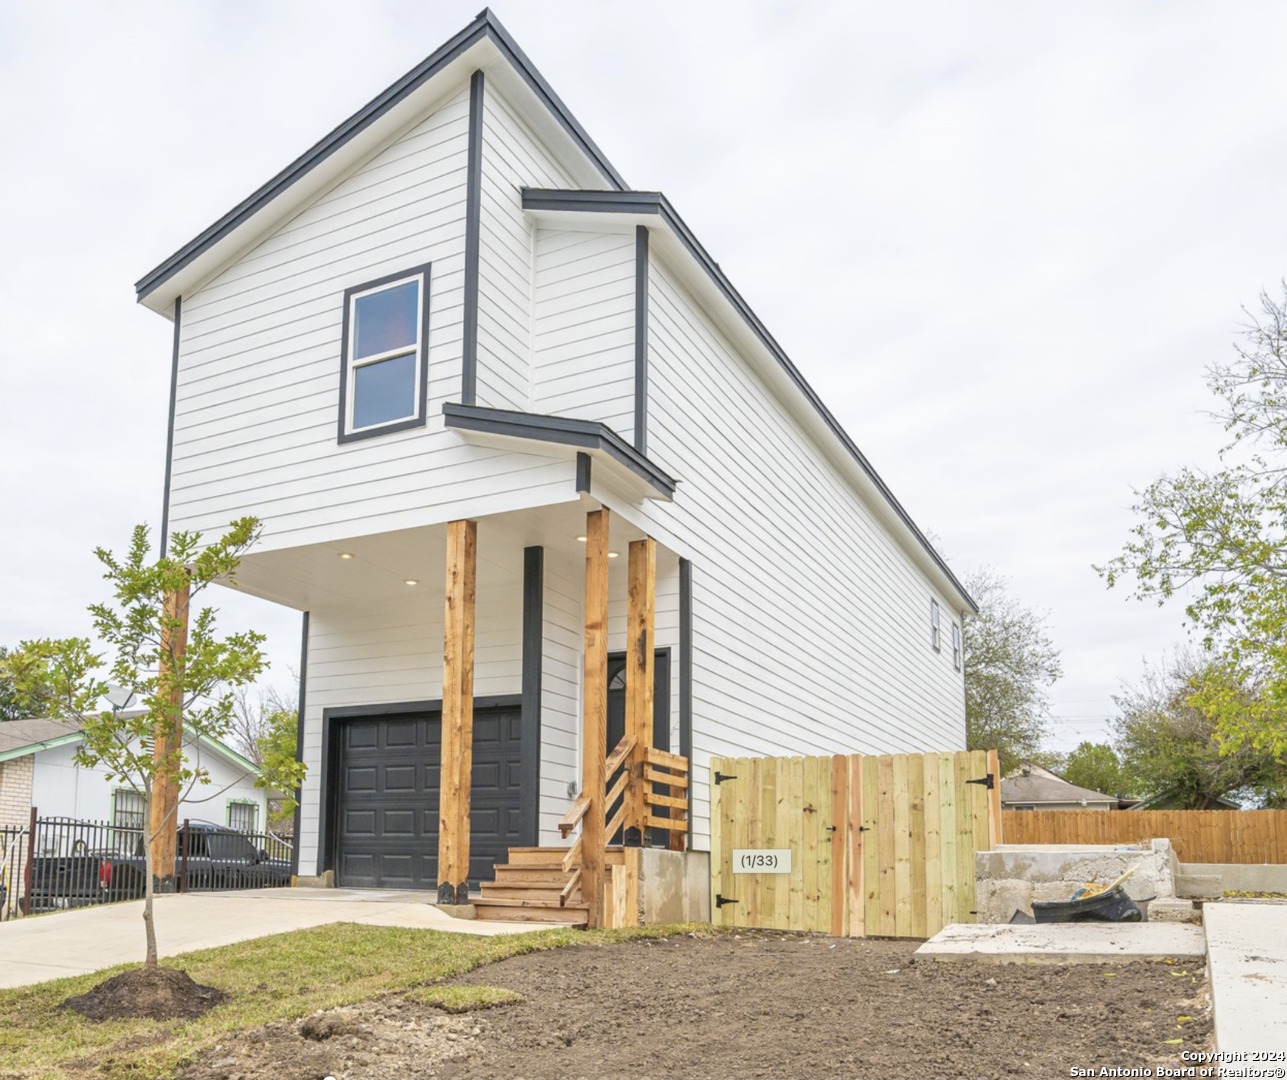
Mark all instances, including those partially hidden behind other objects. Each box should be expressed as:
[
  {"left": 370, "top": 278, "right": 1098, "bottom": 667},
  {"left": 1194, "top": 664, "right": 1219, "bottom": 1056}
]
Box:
[{"left": 224, "top": 498, "right": 658, "bottom": 612}]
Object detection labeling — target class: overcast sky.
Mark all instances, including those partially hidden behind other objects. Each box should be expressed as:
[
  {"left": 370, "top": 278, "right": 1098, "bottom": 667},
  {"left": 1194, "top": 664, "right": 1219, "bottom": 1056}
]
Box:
[{"left": 3, "top": 1, "right": 1281, "bottom": 752}]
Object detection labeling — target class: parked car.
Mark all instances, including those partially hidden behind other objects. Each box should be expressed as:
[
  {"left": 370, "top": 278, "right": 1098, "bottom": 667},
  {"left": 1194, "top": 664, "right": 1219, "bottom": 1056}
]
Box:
[{"left": 24, "top": 821, "right": 290, "bottom": 912}]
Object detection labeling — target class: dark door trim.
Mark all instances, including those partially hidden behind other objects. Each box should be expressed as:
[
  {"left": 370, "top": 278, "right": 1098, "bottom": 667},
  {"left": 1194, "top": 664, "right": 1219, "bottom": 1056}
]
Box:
[{"left": 318, "top": 694, "right": 523, "bottom": 878}]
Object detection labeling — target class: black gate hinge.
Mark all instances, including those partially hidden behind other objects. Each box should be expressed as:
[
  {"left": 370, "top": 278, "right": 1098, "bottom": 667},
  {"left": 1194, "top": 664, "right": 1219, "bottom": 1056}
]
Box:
[
  {"left": 715, "top": 893, "right": 739, "bottom": 908},
  {"left": 966, "top": 773, "right": 995, "bottom": 790},
  {"left": 713, "top": 771, "right": 738, "bottom": 785}
]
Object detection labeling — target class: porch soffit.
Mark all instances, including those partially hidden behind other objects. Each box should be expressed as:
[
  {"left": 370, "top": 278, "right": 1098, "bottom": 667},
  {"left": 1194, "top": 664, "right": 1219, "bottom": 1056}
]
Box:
[{"left": 224, "top": 503, "right": 662, "bottom": 614}]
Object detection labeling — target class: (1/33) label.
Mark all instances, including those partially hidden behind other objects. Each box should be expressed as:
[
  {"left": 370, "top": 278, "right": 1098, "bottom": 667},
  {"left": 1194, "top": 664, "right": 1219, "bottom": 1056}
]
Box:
[{"left": 732, "top": 849, "right": 792, "bottom": 873}]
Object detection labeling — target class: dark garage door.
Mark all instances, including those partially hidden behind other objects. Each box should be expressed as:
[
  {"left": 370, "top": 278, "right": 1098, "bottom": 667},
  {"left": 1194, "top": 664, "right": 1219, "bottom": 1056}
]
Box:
[{"left": 334, "top": 706, "right": 523, "bottom": 890}]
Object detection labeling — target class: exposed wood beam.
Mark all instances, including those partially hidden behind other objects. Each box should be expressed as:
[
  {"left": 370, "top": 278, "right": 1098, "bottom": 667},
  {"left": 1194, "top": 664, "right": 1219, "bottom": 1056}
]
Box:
[
  {"left": 438, "top": 519, "right": 477, "bottom": 905},
  {"left": 150, "top": 580, "right": 189, "bottom": 890},
  {"left": 624, "top": 537, "right": 655, "bottom": 845},
  {"left": 581, "top": 508, "right": 610, "bottom": 927}
]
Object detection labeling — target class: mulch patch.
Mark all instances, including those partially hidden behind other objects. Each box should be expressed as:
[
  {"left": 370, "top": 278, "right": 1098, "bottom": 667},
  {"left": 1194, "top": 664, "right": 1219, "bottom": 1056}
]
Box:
[{"left": 63, "top": 965, "right": 226, "bottom": 1022}]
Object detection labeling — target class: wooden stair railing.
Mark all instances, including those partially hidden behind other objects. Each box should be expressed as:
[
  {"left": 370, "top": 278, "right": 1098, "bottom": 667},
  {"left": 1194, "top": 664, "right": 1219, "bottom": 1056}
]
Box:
[{"left": 555, "top": 735, "right": 691, "bottom": 914}]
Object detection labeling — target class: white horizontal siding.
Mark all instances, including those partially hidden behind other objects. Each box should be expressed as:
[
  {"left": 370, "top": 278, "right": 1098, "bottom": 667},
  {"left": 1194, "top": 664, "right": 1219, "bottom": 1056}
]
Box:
[
  {"left": 531, "top": 228, "right": 635, "bottom": 439},
  {"left": 627, "top": 256, "right": 966, "bottom": 851},
  {"left": 474, "top": 84, "right": 574, "bottom": 413}
]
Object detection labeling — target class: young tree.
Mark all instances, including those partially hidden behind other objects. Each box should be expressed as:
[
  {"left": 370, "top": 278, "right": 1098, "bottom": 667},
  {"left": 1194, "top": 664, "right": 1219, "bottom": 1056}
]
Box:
[
  {"left": 962, "top": 568, "right": 1063, "bottom": 775},
  {"left": 1113, "top": 650, "right": 1284, "bottom": 808},
  {"left": 3, "top": 519, "right": 273, "bottom": 968},
  {"left": 1100, "top": 285, "right": 1287, "bottom": 762}
]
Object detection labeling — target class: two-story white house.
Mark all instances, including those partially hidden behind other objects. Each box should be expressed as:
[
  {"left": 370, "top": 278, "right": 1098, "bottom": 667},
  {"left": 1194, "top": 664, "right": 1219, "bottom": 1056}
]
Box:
[{"left": 134, "top": 10, "right": 974, "bottom": 926}]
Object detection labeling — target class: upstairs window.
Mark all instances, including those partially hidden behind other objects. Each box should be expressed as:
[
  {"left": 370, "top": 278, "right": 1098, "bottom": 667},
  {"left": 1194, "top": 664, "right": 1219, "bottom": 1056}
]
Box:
[
  {"left": 952, "top": 622, "right": 962, "bottom": 670},
  {"left": 930, "top": 600, "right": 941, "bottom": 652},
  {"left": 338, "top": 264, "right": 431, "bottom": 442}
]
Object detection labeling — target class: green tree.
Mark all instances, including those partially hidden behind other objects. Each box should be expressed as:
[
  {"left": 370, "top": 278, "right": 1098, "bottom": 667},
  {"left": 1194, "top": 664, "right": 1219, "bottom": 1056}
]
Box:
[
  {"left": 1061, "top": 741, "right": 1133, "bottom": 799},
  {"left": 230, "top": 685, "right": 301, "bottom": 823},
  {"left": 1113, "top": 650, "right": 1284, "bottom": 808},
  {"left": 1100, "top": 285, "right": 1287, "bottom": 762},
  {"left": 963, "top": 568, "right": 1063, "bottom": 775},
  {"left": 1, "top": 519, "right": 296, "bottom": 968},
  {"left": 0, "top": 646, "right": 45, "bottom": 722}
]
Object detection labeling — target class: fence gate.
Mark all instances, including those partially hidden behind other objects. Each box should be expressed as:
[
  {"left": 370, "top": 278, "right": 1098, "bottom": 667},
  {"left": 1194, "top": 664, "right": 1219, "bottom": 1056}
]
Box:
[{"left": 710, "top": 749, "right": 1002, "bottom": 938}]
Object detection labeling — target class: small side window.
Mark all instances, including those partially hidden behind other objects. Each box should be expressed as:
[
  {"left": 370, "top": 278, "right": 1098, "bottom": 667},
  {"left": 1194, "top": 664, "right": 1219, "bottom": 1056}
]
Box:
[
  {"left": 227, "top": 800, "right": 259, "bottom": 835},
  {"left": 930, "top": 600, "right": 941, "bottom": 652},
  {"left": 952, "top": 622, "right": 961, "bottom": 671},
  {"left": 338, "top": 264, "right": 431, "bottom": 442}
]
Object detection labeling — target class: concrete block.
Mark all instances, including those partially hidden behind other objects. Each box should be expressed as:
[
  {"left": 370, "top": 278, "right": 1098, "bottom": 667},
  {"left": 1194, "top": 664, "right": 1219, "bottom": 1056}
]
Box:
[
  {"left": 1182, "top": 863, "right": 1287, "bottom": 895},
  {"left": 974, "top": 842, "right": 1175, "bottom": 923},
  {"left": 292, "top": 871, "right": 334, "bottom": 889},
  {"left": 1175, "top": 874, "right": 1224, "bottom": 898},
  {"left": 915, "top": 921, "right": 1206, "bottom": 964},
  {"left": 638, "top": 848, "right": 710, "bottom": 924}
]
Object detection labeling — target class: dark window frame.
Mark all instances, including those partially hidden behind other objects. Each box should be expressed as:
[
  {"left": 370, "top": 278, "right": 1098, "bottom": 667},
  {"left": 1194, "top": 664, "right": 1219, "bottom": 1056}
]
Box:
[{"left": 336, "top": 262, "right": 432, "bottom": 444}]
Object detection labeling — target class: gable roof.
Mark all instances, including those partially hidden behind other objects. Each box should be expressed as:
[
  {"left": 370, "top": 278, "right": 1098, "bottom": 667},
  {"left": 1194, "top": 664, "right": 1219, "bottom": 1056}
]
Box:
[
  {"left": 0, "top": 718, "right": 82, "bottom": 762},
  {"left": 1001, "top": 763, "right": 1118, "bottom": 806},
  {"left": 135, "top": 10, "right": 976, "bottom": 616},
  {"left": 0, "top": 715, "right": 262, "bottom": 776},
  {"left": 135, "top": 9, "right": 623, "bottom": 313}
]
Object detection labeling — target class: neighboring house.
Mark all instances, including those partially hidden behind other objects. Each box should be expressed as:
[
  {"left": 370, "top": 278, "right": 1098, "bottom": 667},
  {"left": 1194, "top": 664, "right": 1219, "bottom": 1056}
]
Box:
[
  {"left": 1001, "top": 763, "right": 1118, "bottom": 811},
  {"left": 134, "top": 11, "right": 975, "bottom": 903},
  {"left": 0, "top": 716, "right": 271, "bottom": 834}
]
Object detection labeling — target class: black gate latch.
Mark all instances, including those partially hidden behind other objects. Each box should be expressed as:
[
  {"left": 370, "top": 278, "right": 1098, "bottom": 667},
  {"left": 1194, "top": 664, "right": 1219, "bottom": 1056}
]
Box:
[
  {"left": 715, "top": 893, "right": 739, "bottom": 908},
  {"left": 966, "top": 773, "right": 995, "bottom": 790},
  {"left": 713, "top": 771, "right": 738, "bottom": 785}
]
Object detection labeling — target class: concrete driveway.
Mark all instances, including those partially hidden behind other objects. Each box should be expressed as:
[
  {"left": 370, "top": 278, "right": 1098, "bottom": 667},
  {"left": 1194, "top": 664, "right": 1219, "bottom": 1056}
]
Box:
[{"left": 0, "top": 888, "right": 545, "bottom": 989}]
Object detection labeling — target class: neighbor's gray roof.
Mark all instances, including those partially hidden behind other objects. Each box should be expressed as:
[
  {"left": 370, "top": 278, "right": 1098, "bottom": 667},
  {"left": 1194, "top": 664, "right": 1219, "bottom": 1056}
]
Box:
[
  {"left": 1001, "top": 771, "right": 1117, "bottom": 806},
  {"left": 0, "top": 717, "right": 82, "bottom": 757}
]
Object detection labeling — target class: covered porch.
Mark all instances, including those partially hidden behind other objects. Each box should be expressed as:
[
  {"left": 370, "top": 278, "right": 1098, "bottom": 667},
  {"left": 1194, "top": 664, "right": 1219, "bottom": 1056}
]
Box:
[{"left": 222, "top": 496, "right": 694, "bottom": 928}]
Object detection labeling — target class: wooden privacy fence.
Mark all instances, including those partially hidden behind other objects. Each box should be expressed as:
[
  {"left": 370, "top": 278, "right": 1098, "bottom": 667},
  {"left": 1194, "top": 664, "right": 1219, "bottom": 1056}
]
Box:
[
  {"left": 710, "top": 749, "right": 1002, "bottom": 939},
  {"left": 1003, "top": 809, "right": 1287, "bottom": 864}
]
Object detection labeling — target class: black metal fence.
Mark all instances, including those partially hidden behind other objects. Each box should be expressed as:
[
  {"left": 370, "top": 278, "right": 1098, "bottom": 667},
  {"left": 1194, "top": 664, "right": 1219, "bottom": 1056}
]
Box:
[{"left": 10, "top": 812, "right": 293, "bottom": 916}]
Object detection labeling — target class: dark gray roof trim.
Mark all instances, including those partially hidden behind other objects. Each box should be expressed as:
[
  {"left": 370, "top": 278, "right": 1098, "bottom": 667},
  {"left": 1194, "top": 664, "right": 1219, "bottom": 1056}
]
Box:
[
  {"left": 521, "top": 187, "right": 974, "bottom": 612},
  {"left": 443, "top": 402, "right": 676, "bottom": 498},
  {"left": 135, "top": 9, "right": 625, "bottom": 302}
]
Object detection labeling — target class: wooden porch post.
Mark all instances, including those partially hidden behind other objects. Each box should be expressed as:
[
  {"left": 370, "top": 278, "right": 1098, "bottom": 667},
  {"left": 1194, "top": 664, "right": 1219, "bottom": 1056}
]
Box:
[
  {"left": 438, "top": 519, "right": 477, "bottom": 905},
  {"left": 624, "top": 538, "right": 655, "bottom": 845},
  {"left": 581, "top": 508, "right": 610, "bottom": 927},
  {"left": 149, "top": 579, "right": 189, "bottom": 891}
]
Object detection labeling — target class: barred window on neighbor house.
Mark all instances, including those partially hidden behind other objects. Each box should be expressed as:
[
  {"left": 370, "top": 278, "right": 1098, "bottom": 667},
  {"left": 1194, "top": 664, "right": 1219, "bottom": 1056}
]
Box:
[
  {"left": 113, "top": 788, "right": 146, "bottom": 830},
  {"left": 227, "top": 800, "right": 258, "bottom": 835}
]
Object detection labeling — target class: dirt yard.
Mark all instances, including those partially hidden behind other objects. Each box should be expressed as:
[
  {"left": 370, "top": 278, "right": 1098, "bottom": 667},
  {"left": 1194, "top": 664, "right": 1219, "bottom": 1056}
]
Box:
[{"left": 178, "top": 931, "right": 1211, "bottom": 1080}]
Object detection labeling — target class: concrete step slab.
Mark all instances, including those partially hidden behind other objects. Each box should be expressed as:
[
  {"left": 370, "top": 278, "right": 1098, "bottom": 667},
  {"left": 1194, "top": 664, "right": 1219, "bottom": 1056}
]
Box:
[
  {"left": 915, "top": 922, "right": 1206, "bottom": 964},
  {"left": 1204, "top": 902, "right": 1287, "bottom": 1053}
]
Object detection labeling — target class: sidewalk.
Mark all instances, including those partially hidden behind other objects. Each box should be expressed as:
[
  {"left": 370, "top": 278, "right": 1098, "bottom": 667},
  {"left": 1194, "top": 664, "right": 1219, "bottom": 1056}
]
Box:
[
  {"left": 0, "top": 888, "right": 544, "bottom": 989},
  {"left": 1203, "top": 902, "right": 1287, "bottom": 1053}
]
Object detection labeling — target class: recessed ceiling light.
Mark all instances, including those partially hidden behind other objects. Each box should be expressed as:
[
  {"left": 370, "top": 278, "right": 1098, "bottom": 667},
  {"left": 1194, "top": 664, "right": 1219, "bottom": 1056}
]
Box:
[
  {"left": 338, "top": 552, "right": 354, "bottom": 560},
  {"left": 608, "top": 551, "right": 620, "bottom": 559},
  {"left": 404, "top": 578, "right": 419, "bottom": 586},
  {"left": 576, "top": 535, "right": 587, "bottom": 543}
]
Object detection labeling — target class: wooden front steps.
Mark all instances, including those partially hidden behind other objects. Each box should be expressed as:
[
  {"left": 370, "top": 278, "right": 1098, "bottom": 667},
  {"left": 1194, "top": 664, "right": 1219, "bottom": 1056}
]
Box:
[{"left": 472, "top": 846, "right": 626, "bottom": 927}]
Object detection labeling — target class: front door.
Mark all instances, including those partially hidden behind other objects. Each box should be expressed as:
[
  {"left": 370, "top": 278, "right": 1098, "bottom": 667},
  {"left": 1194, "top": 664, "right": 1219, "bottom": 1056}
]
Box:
[{"left": 606, "top": 650, "right": 670, "bottom": 845}]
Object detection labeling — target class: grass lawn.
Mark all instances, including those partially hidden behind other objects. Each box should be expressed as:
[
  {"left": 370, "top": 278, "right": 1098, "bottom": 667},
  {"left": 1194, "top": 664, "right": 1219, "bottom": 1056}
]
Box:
[{"left": 0, "top": 921, "right": 703, "bottom": 1080}]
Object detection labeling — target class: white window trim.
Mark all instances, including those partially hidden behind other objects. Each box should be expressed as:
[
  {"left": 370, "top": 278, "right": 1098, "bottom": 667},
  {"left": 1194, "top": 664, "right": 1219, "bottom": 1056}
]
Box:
[
  {"left": 930, "top": 600, "right": 941, "bottom": 652},
  {"left": 226, "top": 798, "right": 259, "bottom": 834},
  {"left": 952, "top": 622, "right": 962, "bottom": 670}
]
